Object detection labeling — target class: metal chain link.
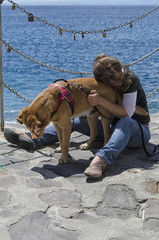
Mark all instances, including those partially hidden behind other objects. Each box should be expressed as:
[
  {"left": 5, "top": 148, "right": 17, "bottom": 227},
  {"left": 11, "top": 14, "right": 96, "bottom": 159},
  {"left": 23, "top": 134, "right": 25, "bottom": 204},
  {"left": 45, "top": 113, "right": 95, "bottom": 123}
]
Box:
[
  {"left": 3, "top": 1, "right": 159, "bottom": 107},
  {"left": 3, "top": 39, "right": 159, "bottom": 101},
  {"left": 2, "top": 40, "right": 92, "bottom": 75},
  {"left": 7, "top": 0, "right": 159, "bottom": 35},
  {"left": 126, "top": 47, "right": 159, "bottom": 99},
  {"left": 3, "top": 39, "right": 159, "bottom": 75},
  {"left": 126, "top": 47, "right": 159, "bottom": 67},
  {"left": 4, "top": 80, "right": 159, "bottom": 104},
  {"left": 3, "top": 82, "right": 31, "bottom": 103},
  {"left": 146, "top": 87, "right": 159, "bottom": 98}
]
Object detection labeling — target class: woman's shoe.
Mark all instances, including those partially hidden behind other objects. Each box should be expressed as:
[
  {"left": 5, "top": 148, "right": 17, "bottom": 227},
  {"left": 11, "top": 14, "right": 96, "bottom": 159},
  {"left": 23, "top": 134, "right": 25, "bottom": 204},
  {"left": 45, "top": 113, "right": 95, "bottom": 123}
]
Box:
[
  {"left": 4, "top": 128, "right": 34, "bottom": 150},
  {"left": 84, "top": 159, "right": 106, "bottom": 179}
]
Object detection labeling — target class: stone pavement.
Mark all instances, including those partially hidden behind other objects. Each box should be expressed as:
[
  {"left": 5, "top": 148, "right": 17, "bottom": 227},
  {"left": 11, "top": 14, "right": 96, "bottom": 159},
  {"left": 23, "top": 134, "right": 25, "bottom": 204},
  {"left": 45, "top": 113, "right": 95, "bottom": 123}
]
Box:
[{"left": 0, "top": 114, "right": 159, "bottom": 240}]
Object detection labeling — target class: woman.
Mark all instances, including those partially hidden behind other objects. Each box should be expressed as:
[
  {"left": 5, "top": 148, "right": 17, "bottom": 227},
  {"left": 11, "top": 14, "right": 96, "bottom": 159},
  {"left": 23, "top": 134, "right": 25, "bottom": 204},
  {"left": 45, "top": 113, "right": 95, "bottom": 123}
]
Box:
[
  {"left": 4, "top": 54, "right": 151, "bottom": 179},
  {"left": 84, "top": 53, "right": 150, "bottom": 178}
]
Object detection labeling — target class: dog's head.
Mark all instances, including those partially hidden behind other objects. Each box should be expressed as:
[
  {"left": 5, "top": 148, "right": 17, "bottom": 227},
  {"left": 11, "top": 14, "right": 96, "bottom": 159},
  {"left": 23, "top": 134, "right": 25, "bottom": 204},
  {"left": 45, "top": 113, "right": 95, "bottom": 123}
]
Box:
[
  {"left": 16, "top": 86, "right": 61, "bottom": 139},
  {"left": 16, "top": 106, "right": 49, "bottom": 139}
]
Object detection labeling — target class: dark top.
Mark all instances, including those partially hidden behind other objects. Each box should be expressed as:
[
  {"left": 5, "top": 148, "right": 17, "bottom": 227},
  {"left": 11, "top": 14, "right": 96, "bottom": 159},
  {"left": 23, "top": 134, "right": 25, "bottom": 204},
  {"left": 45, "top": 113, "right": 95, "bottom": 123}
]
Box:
[{"left": 121, "top": 70, "right": 150, "bottom": 125}]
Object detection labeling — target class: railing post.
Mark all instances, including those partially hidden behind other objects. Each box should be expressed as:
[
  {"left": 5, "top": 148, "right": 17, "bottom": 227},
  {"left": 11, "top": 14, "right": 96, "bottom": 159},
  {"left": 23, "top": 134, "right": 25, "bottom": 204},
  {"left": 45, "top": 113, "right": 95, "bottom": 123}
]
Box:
[{"left": 0, "top": 0, "right": 4, "bottom": 132}]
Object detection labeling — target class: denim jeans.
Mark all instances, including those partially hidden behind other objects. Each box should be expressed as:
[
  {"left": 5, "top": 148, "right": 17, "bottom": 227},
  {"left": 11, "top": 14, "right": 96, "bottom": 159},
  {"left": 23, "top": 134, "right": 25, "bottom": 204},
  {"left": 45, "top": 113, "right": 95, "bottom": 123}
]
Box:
[
  {"left": 31, "top": 117, "right": 104, "bottom": 148},
  {"left": 96, "top": 117, "right": 151, "bottom": 165},
  {"left": 31, "top": 117, "right": 150, "bottom": 166}
]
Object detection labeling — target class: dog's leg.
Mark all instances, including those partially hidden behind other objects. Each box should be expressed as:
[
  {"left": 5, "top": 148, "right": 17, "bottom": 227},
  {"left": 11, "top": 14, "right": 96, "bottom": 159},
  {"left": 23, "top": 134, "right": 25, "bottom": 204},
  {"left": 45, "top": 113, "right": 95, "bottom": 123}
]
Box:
[
  {"left": 58, "top": 121, "right": 72, "bottom": 164},
  {"left": 101, "top": 117, "right": 111, "bottom": 146},
  {"left": 54, "top": 122, "right": 62, "bottom": 153},
  {"left": 54, "top": 122, "right": 72, "bottom": 164},
  {"left": 80, "top": 113, "right": 99, "bottom": 150},
  {"left": 54, "top": 116, "right": 72, "bottom": 164}
]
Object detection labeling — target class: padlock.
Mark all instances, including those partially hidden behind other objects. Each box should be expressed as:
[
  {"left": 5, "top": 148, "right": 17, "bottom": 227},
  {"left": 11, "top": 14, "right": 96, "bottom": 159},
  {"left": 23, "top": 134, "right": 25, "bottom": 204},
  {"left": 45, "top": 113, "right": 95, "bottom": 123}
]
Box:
[
  {"left": 12, "top": 4, "right": 15, "bottom": 10},
  {"left": 129, "top": 23, "right": 133, "bottom": 28},
  {"left": 73, "top": 34, "right": 76, "bottom": 40},
  {"left": 82, "top": 32, "right": 84, "bottom": 38},
  {"left": 58, "top": 29, "right": 63, "bottom": 35},
  {"left": 102, "top": 32, "right": 107, "bottom": 38},
  {"left": 28, "top": 13, "right": 34, "bottom": 22},
  {"left": 7, "top": 47, "right": 12, "bottom": 53}
]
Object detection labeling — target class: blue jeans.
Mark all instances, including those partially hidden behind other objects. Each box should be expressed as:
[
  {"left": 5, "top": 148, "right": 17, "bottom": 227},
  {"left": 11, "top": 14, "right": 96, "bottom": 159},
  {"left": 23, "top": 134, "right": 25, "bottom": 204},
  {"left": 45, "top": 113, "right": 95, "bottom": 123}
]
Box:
[
  {"left": 31, "top": 116, "right": 150, "bottom": 166},
  {"left": 96, "top": 117, "right": 151, "bottom": 165},
  {"left": 31, "top": 117, "right": 104, "bottom": 148}
]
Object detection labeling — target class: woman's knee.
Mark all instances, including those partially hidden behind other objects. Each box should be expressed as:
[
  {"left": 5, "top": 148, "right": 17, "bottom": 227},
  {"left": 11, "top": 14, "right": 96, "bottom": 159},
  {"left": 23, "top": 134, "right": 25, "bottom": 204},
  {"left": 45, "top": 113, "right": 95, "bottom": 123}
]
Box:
[{"left": 115, "top": 117, "right": 134, "bottom": 129}]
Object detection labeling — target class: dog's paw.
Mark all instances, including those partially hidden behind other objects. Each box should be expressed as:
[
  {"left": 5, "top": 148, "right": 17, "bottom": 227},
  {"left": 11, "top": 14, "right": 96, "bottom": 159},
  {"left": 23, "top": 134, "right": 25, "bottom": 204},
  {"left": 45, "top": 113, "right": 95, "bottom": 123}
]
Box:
[
  {"left": 55, "top": 146, "right": 62, "bottom": 153},
  {"left": 58, "top": 157, "right": 67, "bottom": 164},
  {"left": 79, "top": 143, "right": 90, "bottom": 150}
]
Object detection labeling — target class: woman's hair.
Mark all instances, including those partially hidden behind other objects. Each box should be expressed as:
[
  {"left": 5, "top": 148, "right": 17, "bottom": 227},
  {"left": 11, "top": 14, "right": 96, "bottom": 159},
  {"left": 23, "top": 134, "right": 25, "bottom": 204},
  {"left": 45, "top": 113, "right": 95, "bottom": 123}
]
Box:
[{"left": 93, "top": 53, "right": 132, "bottom": 92}]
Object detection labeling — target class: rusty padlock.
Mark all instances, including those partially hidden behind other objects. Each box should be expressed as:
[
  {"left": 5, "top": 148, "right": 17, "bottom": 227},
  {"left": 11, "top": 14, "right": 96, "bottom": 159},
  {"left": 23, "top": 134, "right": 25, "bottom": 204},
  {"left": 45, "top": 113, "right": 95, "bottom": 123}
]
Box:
[
  {"left": 12, "top": 4, "right": 16, "bottom": 10},
  {"left": 28, "top": 13, "right": 34, "bottom": 22},
  {"left": 7, "top": 47, "right": 12, "bottom": 53},
  {"left": 102, "top": 32, "right": 107, "bottom": 38},
  {"left": 58, "top": 29, "right": 63, "bottom": 35}
]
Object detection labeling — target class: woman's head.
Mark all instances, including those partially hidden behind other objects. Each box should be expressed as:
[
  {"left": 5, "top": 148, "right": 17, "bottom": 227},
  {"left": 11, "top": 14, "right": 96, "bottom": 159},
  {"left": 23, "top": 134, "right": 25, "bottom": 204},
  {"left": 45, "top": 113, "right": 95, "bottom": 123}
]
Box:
[{"left": 93, "top": 53, "right": 131, "bottom": 92}]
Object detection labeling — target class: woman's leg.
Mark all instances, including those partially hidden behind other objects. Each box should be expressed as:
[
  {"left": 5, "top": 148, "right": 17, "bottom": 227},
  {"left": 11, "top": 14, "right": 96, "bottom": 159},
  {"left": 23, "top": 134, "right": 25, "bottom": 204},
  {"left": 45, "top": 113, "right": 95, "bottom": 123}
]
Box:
[
  {"left": 4, "top": 117, "right": 104, "bottom": 149},
  {"left": 96, "top": 117, "right": 150, "bottom": 165},
  {"left": 33, "top": 117, "right": 104, "bottom": 148},
  {"left": 84, "top": 117, "right": 151, "bottom": 178}
]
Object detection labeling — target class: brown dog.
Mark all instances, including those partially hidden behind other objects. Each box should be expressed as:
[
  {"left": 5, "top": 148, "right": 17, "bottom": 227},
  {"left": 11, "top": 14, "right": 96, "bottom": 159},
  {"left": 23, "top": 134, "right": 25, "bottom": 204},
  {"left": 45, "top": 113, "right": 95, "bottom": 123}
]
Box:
[{"left": 16, "top": 77, "right": 147, "bottom": 163}]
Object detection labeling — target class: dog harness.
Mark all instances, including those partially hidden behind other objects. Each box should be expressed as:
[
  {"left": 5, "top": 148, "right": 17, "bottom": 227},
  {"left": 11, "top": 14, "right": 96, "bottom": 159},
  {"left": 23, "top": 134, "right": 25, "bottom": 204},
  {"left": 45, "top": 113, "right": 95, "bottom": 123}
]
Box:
[
  {"left": 50, "top": 78, "right": 114, "bottom": 121},
  {"left": 49, "top": 83, "right": 74, "bottom": 117}
]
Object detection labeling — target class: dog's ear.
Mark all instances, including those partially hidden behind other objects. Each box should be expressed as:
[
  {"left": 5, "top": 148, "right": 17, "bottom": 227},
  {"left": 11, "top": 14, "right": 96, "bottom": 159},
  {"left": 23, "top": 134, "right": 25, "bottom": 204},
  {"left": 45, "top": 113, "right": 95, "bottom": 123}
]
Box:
[{"left": 16, "top": 107, "right": 29, "bottom": 124}]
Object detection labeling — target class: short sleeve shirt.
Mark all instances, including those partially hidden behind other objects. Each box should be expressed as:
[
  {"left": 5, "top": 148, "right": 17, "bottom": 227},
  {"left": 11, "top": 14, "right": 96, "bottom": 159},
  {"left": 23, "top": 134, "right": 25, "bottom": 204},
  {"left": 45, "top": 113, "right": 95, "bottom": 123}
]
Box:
[{"left": 121, "top": 71, "right": 150, "bottom": 124}]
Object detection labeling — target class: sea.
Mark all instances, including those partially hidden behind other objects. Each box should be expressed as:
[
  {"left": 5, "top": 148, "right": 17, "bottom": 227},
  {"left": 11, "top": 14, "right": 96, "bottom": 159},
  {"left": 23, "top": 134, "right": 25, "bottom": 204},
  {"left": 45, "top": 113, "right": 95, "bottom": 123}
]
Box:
[{"left": 1, "top": 4, "right": 159, "bottom": 123}]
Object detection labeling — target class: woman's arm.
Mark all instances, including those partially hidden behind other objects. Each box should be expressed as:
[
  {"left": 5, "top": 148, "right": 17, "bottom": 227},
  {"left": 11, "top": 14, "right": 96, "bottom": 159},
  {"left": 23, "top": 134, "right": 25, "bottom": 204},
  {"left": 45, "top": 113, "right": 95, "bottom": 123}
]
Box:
[
  {"left": 122, "top": 91, "right": 137, "bottom": 117},
  {"left": 88, "top": 90, "right": 137, "bottom": 119}
]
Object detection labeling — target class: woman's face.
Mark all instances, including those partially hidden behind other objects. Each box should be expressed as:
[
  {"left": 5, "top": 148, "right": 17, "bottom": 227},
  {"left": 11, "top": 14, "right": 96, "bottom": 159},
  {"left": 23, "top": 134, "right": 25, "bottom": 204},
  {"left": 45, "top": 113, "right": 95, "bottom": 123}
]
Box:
[{"left": 108, "top": 70, "right": 125, "bottom": 89}]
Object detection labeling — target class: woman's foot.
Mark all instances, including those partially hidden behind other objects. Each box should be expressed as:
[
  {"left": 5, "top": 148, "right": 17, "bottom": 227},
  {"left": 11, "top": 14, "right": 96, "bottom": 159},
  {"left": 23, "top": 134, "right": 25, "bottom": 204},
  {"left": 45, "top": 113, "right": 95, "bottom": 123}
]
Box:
[
  {"left": 84, "top": 156, "right": 106, "bottom": 179},
  {"left": 4, "top": 128, "right": 34, "bottom": 150}
]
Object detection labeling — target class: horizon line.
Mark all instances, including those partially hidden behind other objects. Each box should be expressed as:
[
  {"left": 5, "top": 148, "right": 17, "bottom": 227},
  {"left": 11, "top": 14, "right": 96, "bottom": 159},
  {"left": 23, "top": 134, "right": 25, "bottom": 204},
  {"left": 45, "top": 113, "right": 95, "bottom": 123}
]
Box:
[{"left": 3, "top": 3, "right": 158, "bottom": 5}]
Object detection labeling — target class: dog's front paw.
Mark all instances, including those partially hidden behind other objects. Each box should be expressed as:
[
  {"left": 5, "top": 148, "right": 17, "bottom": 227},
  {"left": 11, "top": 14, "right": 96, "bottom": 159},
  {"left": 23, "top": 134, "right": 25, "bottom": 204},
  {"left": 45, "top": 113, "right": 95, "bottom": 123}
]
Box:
[
  {"left": 55, "top": 146, "right": 62, "bottom": 153},
  {"left": 58, "top": 156, "right": 67, "bottom": 164},
  {"left": 79, "top": 143, "right": 90, "bottom": 150}
]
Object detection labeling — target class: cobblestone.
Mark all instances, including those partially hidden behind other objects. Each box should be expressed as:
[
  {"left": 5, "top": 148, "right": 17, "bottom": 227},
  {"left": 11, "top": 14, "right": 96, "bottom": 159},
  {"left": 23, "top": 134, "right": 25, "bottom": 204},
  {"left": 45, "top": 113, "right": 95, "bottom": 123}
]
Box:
[{"left": 0, "top": 114, "right": 159, "bottom": 240}]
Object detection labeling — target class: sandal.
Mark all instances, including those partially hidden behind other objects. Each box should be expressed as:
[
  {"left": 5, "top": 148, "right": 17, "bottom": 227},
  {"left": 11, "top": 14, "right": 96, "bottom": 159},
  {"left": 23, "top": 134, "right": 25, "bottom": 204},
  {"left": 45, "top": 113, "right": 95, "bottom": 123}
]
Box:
[{"left": 84, "top": 161, "right": 106, "bottom": 179}]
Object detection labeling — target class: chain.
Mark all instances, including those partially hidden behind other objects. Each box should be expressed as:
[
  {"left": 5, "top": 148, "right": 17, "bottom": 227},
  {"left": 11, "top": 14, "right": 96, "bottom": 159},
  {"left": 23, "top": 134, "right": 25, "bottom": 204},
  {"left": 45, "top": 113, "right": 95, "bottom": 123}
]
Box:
[
  {"left": 7, "top": 0, "right": 159, "bottom": 35},
  {"left": 2, "top": 40, "right": 92, "bottom": 75},
  {"left": 146, "top": 87, "right": 159, "bottom": 98},
  {"left": 3, "top": 79, "right": 159, "bottom": 104},
  {"left": 126, "top": 47, "right": 159, "bottom": 67},
  {"left": 2, "top": 40, "right": 159, "bottom": 100},
  {"left": 3, "top": 82, "right": 31, "bottom": 103},
  {"left": 3, "top": 1, "right": 159, "bottom": 107},
  {"left": 2, "top": 40, "right": 91, "bottom": 75},
  {"left": 126, "top": 47, "right": 159, "bottom": 98},
  {"left": 3, "top": 39, "right": 159, "bottom": 76}
]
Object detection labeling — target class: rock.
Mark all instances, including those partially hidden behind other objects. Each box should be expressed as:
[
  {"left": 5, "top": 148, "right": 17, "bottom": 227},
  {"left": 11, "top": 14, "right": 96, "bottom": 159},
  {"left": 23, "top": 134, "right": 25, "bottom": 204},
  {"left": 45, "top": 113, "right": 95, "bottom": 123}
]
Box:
[{"left": 96, "top": 184, "right": 140, "bottom": 219}]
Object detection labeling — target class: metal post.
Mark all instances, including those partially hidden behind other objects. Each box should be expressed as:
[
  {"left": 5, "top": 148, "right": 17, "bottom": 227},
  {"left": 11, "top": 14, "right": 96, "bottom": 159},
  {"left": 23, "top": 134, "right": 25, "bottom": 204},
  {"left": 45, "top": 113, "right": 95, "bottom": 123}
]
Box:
[{"left": 0, "top": 0, "right": 4, "bottom": 132}]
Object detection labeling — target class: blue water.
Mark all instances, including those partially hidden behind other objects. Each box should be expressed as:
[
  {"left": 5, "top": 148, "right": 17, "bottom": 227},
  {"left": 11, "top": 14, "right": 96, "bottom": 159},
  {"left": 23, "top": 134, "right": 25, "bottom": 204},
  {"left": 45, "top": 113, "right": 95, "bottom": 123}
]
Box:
[{"left": 2, "top": 5, "right": 159, "bottom": 123}]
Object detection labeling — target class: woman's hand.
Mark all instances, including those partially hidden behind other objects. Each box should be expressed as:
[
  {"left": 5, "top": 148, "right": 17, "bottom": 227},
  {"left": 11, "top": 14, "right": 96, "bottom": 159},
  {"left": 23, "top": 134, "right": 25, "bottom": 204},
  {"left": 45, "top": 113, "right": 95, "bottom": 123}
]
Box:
[
  {"left": 88, "top": 90, "right": 128, "bottom": 118},
  {"left": 88, "top": 90, "right": 102, "bottom": 106}
]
